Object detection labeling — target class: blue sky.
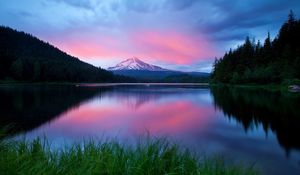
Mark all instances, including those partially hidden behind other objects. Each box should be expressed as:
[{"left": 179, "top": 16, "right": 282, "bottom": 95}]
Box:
[{"left": 1, "top": 0, "right": 299, "bottom": 72}]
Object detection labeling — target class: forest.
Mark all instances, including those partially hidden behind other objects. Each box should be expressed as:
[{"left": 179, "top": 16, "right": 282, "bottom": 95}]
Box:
[
  {"left": 0, "top": 26, "right": 132, "bottom": 83},
  {"left": 212, "top": 11, "right": 300, "bottom": 84}
]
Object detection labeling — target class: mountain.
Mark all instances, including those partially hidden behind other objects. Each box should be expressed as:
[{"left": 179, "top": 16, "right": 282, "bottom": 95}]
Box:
[
  {"left": 108, "top": 57, "right": 168, "bottom": 71},
  {"left": 108, "top": 58, "right": 210, "bottom": 82},
  {"left": 0, "top": 26, "right": 132, "bottom": 82}
]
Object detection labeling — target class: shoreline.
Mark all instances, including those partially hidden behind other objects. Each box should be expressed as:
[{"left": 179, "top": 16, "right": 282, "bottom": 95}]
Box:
[
  {"left": 1, "top": 81, "right": 299, "bottom": 93},
  {"left": 209, "top": 83, "right": 300, "bottom": 93},
  {"left": 0, "top": 82, "right": 209, "bottom": 86},
  {"left": 76, "top": 82, "right": 209, "bottom": 87}
]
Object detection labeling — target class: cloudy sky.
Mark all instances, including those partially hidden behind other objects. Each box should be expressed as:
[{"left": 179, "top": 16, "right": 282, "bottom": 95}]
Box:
[{"left": 0, "top": 0, "right": 299, "bottom": 72}]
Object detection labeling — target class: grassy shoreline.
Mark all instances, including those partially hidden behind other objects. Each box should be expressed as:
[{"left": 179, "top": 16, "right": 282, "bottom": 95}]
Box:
[{"left": 0, "top": 137, "right": 258, "bottom": 175}]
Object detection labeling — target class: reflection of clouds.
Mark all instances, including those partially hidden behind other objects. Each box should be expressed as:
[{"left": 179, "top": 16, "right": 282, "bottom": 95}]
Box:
[
  {"left": 33, "top": 99, "right": 215, "bottom": 140},
  {"left": 130, "top": 101, "right": 215, "bottom": 135},
  {"left": 21, "top": 87, "right": 216, "bottom": 140}
]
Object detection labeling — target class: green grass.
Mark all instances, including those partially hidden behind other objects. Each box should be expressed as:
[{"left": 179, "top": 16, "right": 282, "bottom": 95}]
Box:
[{"left": 0, "top": 137, "right": 258, "bottom": 175}]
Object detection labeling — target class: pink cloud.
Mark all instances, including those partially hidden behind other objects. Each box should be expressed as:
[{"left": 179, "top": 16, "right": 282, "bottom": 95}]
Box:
[
  {"left": 131, "top": 30, "right": 214, "bottom": 64},
  {"left": 47, "top": 29, "right": 216, "bottom": 65}
]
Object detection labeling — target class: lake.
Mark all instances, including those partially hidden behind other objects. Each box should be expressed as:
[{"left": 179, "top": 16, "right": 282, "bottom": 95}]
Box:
[{"left": 0, "top": 84, "right": 300, "bottom": 175}]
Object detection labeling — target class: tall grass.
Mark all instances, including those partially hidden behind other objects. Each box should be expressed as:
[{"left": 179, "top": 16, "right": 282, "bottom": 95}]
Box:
[{"left": 0, "top": 137, "right": 258, "bottom": 175}]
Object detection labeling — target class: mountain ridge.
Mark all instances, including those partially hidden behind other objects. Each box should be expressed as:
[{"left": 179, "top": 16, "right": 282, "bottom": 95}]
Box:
[{"left": 0, "top": 26, "right": 132, "bottom": 82}]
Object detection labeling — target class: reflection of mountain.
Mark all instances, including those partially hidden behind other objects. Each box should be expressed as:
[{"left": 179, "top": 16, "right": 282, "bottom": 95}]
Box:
[
  {"left": 211, "top": 86, "right": 300, "bottom": 153},
  {"left": 102, "top": 86, "right": 206, "bottom": 109},
  {"left": 0, "top": 85, "right": 107, "bottom": 137}
]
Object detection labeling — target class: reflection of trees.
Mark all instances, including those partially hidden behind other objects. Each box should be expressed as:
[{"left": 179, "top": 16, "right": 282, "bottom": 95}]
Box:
[
  {"left": 0, "top": 85, "right": 108, "bottom": 137},
  {"left": 211, "top": 86, "right": 300, "bottom": 153}
]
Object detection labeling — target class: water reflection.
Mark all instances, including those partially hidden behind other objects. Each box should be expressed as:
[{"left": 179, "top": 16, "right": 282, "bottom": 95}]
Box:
[
  {"left": 211, "top": 86, "right": 300, "bottom": 154},
  {"left": 0, "top": 84, "right": 107, "bottom": 135},
  {"left": 18, "top": 86, "right": 214, "bottom": 141},
  {"left": 0, "top": 84, "right": 300, "bottom": 175}
]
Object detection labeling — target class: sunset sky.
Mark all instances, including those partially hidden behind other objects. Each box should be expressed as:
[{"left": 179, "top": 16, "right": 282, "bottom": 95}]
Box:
[{"left": 1, "top": 0, "right": 299, "bottom": 72}]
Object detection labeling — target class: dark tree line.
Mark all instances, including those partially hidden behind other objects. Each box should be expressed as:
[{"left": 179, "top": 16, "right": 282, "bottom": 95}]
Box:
[
  {"left": 0, "top": 26, "right": 133, "bottom": 82},
  {"left": 212, "top": 11, "right": 300, "bottom": 84}
]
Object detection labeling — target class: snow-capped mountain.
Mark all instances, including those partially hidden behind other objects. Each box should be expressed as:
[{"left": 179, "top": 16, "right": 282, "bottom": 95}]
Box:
[
  {"left": 107, "top": 57, "right": 210, "bottom": 80},
  {"left": 107, "top": 57, "right": 169, "bottom": 71}
]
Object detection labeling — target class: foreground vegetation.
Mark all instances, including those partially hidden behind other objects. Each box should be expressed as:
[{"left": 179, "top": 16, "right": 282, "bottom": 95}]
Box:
[
  {"left": 212, "top": 11, "right": 300, "bottom": 84},
  {"left": 0, "top": 137, "right": 258, "bottom": 175}
]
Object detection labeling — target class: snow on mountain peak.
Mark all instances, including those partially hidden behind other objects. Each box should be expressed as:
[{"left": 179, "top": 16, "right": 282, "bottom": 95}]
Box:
[{"left": 107, "top": 57, "right": 169, "bottom": 71}]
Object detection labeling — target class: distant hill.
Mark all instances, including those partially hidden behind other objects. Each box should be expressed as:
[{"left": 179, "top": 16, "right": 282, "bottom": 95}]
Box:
[
  {"left": 108, "top": 58, "right": 210, "bottom": 82},
  {"left": 0, "top": 26, "right": 132, "bottom": 82}
]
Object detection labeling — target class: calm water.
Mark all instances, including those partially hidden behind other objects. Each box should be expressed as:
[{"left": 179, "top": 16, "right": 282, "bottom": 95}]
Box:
[{"left": 1, "top": 84, "right": 300, "bottom": 175}]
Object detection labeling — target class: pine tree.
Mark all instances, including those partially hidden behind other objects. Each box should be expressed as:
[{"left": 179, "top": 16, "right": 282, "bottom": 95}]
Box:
[
  {"left": 33, "top": 61, "right": 41, "bottom": 81},
  {"left": 212, "top": 11, "right": 300, "bottom": 84},
  {"left": 10, "top": 59, "right": 23, "bottom": 80},
  {"left": 262, "top": 32, "right": 272, "bottom": 64},
  {"left": 288, "top": 10, "right": 296, "bottom": 24}
]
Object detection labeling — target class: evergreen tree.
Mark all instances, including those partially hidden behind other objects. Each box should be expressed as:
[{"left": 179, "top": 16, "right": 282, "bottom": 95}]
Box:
[
  {"left": 288, "top": 10, "right": 296, "bottom": 25},
  {"left": 10, "top": 59, "right": 23, "bottom": 80},
  {"left": 212, "top": 11, "right": 300, "bottom": 84},
  {"left": 262, "top": 32, "right": 272, "bottom": 65},
  {"left": 33, "top": 61, "right": 41, "bottom": 81}
]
